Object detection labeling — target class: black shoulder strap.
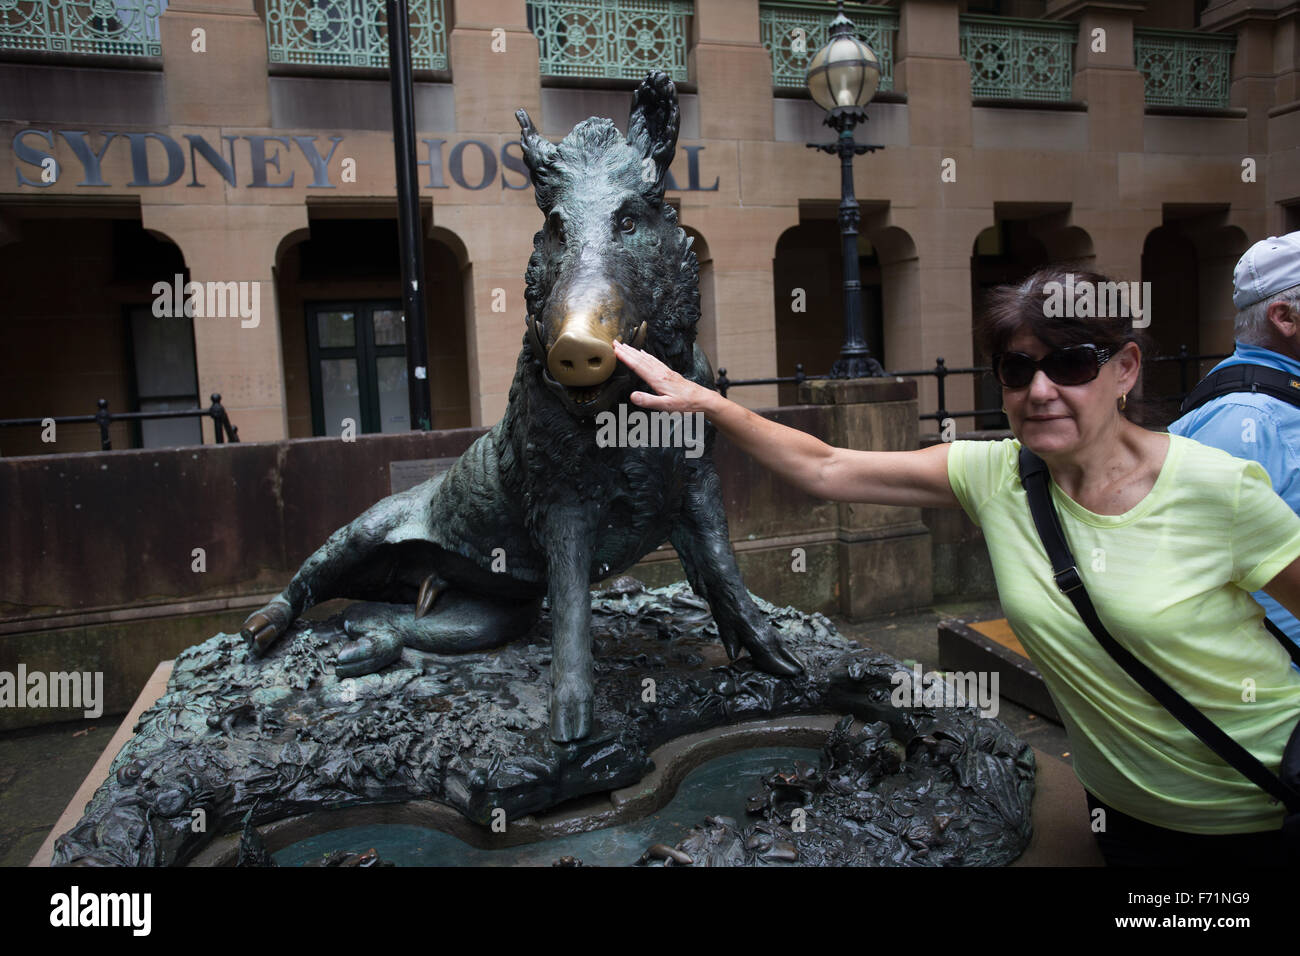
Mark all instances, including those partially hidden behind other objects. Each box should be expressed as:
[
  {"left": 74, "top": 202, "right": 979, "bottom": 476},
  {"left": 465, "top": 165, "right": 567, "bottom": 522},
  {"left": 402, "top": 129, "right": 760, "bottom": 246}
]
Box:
[
  {"left": 1018, "top": 446, "right": 1300, "bottom": 813},
  {"left": 1180, "top": 363, "right": 1300, "bottom": 416}
]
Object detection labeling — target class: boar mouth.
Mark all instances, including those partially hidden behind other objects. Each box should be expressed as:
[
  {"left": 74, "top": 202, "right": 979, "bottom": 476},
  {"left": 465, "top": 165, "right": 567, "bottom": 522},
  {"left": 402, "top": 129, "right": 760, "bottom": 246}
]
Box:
[
  {"left": 566, "top": 384, "right": 606, "bottom": 406},
  {"left": 539, "top": 366, "right": 628, "bottom": 418}
]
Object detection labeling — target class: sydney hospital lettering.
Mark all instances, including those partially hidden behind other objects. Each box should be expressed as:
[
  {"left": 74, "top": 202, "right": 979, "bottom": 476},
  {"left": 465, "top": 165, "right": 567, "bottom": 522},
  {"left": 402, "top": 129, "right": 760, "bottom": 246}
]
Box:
[{"left": 10, "top": 129, "right": 721, "bottom": 192}]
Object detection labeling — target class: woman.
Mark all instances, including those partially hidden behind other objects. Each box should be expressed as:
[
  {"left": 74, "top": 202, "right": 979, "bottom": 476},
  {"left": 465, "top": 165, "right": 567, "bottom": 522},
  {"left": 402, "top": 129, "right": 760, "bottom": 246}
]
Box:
[{"left": 612, "top": 266, "right": 1300, "bottom": 866}]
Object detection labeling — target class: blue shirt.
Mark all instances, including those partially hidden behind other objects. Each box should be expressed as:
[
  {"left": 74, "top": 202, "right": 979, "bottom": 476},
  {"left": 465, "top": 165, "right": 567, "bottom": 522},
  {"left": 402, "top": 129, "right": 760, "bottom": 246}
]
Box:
[{"left": 1168, "top": 341, "right": 1300, "bottom": 649}]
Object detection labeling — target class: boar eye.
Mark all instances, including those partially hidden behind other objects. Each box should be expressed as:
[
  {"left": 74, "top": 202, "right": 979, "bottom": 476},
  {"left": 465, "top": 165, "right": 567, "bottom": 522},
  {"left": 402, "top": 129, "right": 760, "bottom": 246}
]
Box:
[{"left": 619, "top": 216, "right": 636, "bottom": 234}]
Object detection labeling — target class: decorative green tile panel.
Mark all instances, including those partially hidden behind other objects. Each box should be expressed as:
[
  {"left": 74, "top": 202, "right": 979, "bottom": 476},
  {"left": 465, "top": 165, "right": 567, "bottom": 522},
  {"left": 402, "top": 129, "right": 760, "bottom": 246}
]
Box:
[
  {"left": 759, "top": 1, "right": 897, "bottom": 93},
  {"left": 1134, "top": 28, "right": 1234, "bottom": 109},
  {"left": 527, "top": 0, "right": 693, "bottom": 82},
  {"left": 0, "top": 0, "right": 164, "bottom": 57},
  {"left": 959, "top": 14, "right": 1076, "bottom": 102},
  {"left": 265, "top": 0, "right": 447, "bottom": 71}
]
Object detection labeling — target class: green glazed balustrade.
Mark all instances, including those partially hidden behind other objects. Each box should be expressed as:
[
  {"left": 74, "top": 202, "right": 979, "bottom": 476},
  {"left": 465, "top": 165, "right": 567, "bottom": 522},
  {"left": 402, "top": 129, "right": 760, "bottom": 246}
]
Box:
[
  {"left": 0, "top": 1, "right": 1238, "bottom": 114},
  {"left": 527, "top": 0, "right": 693, "bottom": 81},
  {"left": 759, "top": 1, "right": 896, "bottom": 93},
  {"left": 265, "top": 0, "right": 447, "bottom": 70},
  {"left": 0, "top": 0, "right": 164, "bottom": 57},
  {"left": 960, "top": 14, "right": 1075, "bottom": 102},
  {"left": 1134, "top": 28, "right": 1234, "bottom": 109}
]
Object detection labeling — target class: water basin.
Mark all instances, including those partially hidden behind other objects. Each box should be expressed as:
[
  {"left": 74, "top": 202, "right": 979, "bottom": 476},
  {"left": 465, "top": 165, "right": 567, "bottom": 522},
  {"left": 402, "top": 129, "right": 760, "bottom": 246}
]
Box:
[{"left": 273, "top": 745, "right": 821, "bottom": 867}]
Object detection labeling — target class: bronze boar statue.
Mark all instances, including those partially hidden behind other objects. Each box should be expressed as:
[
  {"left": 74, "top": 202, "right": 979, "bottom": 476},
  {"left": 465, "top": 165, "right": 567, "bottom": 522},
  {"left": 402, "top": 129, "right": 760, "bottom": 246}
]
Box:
[{"left": 240, "top": 71, "right": 803, "bottom": 742}]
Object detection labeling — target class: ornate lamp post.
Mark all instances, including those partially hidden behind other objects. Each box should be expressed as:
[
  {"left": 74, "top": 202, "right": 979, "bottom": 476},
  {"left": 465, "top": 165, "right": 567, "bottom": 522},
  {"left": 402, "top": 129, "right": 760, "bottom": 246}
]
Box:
[{"left": 806, "top": 1, "right": 885, "bottom": 378}]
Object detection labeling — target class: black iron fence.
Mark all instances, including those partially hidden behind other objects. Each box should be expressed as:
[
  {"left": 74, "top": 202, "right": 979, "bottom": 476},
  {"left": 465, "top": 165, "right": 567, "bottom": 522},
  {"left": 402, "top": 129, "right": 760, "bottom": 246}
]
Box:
[
  {"left": 0, "top": 393, "right": 240, "bottom": 451},
  {"left": 0, "top": 345, "right": 1233, "bottom": 453},
  {"left": 716, "top": 345, "right": 1231, "bottom": 426}
]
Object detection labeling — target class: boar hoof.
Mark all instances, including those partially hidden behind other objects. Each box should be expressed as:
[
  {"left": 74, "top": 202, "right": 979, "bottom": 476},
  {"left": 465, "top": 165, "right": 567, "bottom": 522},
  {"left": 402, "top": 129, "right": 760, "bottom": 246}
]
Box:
[
  {"left": 241, "top": 599, "right": 292, "bottom": 657},
  {"left": 549, "top": 678, "right": 594, "bottom": 743},
  {"left": 337, "top": 631, "right": 403, "bottom": 679},
  {"left": 744, "top": 629, "right": 805, "bottom": 678}
]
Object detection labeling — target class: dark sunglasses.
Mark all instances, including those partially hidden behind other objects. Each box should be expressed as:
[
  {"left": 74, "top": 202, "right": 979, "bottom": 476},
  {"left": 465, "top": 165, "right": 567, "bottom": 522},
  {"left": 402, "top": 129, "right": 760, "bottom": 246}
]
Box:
[{"left": 991, "top": 344, "right": 1112, "bottom": 389}]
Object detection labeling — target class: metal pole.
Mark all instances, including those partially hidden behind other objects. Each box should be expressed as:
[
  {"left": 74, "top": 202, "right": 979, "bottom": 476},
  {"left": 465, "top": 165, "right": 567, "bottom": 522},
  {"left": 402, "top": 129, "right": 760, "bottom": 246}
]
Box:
[
  {"left": 386, "top": 0, "right": 433, "bottom": 431},
  {"left": 934, "top": 358, "right": 947, "bottom": 422},
  {"left": 835, "top": 122, "right": 871, "bottom": 375},
  {"left": 96, "top": 398, "right": 112, "bottom": 451},
  {"left": 808, "top": 110, "right": 884, "bottom": 378}
]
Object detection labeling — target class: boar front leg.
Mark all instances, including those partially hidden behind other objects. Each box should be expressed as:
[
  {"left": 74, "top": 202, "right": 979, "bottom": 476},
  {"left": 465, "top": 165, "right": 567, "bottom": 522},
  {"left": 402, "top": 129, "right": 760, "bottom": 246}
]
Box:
[
  {"left": 670, "top": 459, "right": 804, "bottom": 676},
  {"left": 543, "top": 504, "right": 598, "bottom": 743}
]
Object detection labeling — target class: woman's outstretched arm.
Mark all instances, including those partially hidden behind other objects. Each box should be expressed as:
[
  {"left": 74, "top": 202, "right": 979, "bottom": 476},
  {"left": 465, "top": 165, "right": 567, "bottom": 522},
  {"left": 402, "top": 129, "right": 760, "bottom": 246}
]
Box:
[{"left": 613, "top": 342, "right": 960, "bottom": 509}]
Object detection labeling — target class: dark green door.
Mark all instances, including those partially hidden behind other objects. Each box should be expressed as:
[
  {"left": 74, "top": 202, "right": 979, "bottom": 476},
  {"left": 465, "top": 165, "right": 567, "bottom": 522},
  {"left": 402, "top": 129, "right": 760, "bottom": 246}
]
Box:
[{"left": 306, "top": 301, "right": 409, "bottom": 436}]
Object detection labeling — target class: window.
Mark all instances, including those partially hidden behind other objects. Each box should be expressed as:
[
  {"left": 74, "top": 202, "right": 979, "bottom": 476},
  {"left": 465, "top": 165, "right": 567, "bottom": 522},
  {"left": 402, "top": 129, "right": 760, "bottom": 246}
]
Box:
[{"left": 305, "top": 301, "right": 410, "bottom": 436}]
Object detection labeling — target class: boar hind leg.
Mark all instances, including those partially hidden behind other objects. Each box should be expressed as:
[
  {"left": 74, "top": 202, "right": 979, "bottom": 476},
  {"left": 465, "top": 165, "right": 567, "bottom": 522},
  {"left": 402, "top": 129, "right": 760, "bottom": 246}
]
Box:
[
  {"left": 671, "top": 462, "right": 804, "bottom": 677},
  {"left": 336, "top": 588, "right": 542, "bottom": 676},
  {"left": 241, "top": 490, "right": 420, "bottom": 656}
]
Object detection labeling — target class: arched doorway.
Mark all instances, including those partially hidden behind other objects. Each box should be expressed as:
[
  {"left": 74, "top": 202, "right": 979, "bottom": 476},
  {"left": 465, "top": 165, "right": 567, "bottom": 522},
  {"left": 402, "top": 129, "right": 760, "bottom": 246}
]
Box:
[
  {"left": 1140, "top": 208, "right": 1249, "bottom": 426},
  {"left": 275, "top": 211, "right": 472, "bottom": 437},
  {"left": 773, "top": 210, "right": 885, "bottom": 405},
  {"left": 0, "top": 209, "right": 193, "bottom": 456}
]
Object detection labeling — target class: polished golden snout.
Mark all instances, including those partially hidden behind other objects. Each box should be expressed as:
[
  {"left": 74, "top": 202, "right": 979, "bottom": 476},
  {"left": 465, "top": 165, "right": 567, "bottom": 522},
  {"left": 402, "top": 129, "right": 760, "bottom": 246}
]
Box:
[{"left": 543, "top": 283, "right": 646, "bottom": 387}]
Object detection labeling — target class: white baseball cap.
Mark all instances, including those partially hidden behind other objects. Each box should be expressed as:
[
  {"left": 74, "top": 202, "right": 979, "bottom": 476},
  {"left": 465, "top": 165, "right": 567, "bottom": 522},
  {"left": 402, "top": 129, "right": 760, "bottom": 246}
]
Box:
[{"left": 1233, "top": 231, "right": 1300, "bottom": 308}]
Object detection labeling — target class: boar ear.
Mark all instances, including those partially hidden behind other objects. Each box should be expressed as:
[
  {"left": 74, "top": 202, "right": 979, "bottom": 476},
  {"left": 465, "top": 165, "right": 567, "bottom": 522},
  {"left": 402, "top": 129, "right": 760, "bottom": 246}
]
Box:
[
  {"left": 626, "top": 71, "right": 679, "bottom": 194},
  {"left": 516, "top": 108, "right": 561, "bottom": 210}
]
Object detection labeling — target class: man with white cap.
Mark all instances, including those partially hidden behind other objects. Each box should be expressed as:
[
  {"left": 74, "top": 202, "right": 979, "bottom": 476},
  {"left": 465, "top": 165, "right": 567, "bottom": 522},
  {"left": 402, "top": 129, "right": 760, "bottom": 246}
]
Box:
[{"left": 1170, "top": 231, "right": 1300, "bottom": 649}]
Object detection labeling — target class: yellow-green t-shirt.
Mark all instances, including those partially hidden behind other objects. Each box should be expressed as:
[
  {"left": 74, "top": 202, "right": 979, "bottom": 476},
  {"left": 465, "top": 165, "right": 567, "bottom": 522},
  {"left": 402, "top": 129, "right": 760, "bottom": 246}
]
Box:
[{"left": 946, "top": 433, "right": 1300, "bottom": 834}]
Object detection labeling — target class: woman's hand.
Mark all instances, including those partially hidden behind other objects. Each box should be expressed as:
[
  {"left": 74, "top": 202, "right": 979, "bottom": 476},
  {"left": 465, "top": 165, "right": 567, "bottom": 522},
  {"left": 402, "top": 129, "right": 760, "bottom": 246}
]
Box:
[{"left": 612, "top": 341, "right": 713, "bottom": 414}]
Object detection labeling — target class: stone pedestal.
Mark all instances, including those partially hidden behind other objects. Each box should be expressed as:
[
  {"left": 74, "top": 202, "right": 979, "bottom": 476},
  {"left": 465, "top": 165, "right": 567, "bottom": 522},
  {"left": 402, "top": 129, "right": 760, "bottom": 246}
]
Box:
[{"left": 797, "top": 378, "right": 933, "bottom": 620}]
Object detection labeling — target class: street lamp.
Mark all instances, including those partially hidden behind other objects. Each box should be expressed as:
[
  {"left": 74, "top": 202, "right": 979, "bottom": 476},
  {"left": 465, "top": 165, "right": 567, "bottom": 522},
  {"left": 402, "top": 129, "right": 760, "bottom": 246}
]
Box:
[{"left": 806, "top": 1, "right": 885, "bottom": 378}]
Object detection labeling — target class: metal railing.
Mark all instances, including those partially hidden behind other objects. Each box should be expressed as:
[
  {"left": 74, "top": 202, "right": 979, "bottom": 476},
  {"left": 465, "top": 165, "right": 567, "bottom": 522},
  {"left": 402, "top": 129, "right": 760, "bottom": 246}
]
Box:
[
  {"left": 717, "top": 346, "right": 1231, "bottom": 425},
  {"left": 1134, "top": 28, "right": 1234, "bottom": 109},
  {"left": 265, "top": 0, "right": 448, "bottom": 71},
  {"left": 0, "top": 393, "right": 239, "bottom": 452},
  {"left": 528, "top": 0, "right": 693, "bottom": 82},
  {"left": 1149, "top": 345, "right": 1231, "bottom": 403},
  {"left": 0, "top": 0, "right": 164, "bottom": 57},
  {"left": 959, "top": 14, "right": 1076, "bottom": 102},
  {"left": 759, "top": 1, "right": 897, "bottom": 92},
  {"left": 716, "top": 359, "right": 1002, "bottom": 424}
]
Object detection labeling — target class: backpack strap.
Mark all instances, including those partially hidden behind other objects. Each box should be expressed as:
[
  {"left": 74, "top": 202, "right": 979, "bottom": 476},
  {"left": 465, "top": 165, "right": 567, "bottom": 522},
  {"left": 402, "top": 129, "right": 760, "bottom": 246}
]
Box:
[
  {"left": 1018, "top": 446, "right": 1300, "bottom": 813},
  {"left": 1181, "top": 363, "right": 1300, "bottom": 416}
]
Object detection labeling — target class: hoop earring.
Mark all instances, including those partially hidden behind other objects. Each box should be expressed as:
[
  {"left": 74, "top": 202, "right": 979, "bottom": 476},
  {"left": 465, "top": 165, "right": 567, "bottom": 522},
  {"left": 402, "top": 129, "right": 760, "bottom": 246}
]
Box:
[
  {"left": 1001, "top": 405, "right": 1007, "bottom": 414},
  {"left": 1118, "top": 393, "right": 1127, "bottom": 412}
]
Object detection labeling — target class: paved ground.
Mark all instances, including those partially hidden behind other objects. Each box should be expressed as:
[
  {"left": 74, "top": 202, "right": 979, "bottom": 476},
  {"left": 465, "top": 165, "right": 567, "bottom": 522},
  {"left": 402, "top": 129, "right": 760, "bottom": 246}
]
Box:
[{"left": 0, "top": 597, "right": 1069, "bottom": 867}]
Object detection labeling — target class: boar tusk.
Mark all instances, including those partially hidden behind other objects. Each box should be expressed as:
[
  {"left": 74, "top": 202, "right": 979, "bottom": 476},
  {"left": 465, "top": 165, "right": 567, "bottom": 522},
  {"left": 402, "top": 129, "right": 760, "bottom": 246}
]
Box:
[{"left": 526, "top": 314, "right": 547, "bottom": 360}]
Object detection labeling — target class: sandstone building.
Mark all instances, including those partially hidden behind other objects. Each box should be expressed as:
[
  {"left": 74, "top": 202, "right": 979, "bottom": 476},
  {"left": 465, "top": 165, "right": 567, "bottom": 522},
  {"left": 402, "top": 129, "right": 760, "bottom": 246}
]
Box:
[{"left": 1, "top": 0, "right": 1297, "bottom": 451}]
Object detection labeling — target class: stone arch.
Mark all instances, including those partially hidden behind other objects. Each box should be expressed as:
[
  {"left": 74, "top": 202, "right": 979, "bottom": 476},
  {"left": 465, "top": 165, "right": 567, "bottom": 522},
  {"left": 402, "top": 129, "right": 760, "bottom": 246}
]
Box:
[
  {"left": 863, "top": 222, "right": 918, "bottom": 376},
  {"left": 274, "top": 212, "right": 473, "bottom": 436},
  {"left": 772, "top": 203, "right": 897, "bottom": 403},
  {"left": 0, "top": 206, "right": 190, "bottom": 455},
  {"left": 1141, "top": 210, "right": 1251, "bottom": 424},
  {"left": 680, "top": 224, "right": 717, "bottom": 369}
]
